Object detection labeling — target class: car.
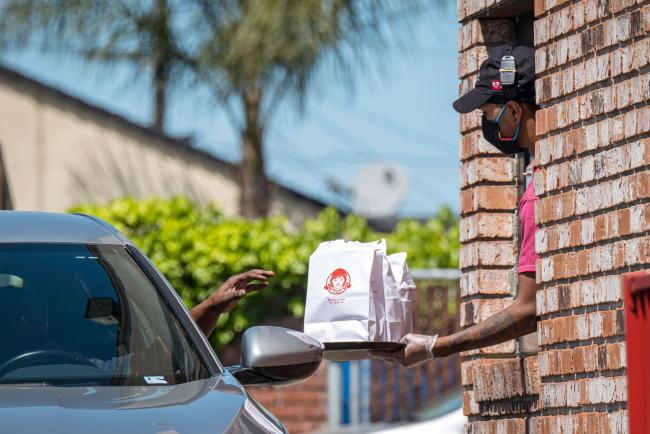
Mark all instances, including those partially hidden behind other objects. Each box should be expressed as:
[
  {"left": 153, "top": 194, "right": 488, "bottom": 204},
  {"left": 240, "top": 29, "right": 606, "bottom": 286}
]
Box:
[{"left": 0, "top": 211, "right": 324, "bottom": 434}]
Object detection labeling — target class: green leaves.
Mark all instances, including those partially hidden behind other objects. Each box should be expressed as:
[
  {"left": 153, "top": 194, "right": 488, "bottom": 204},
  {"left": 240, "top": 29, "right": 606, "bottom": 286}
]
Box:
[{"left": 70, "top": 196, "right": 459, "bottom": 351}]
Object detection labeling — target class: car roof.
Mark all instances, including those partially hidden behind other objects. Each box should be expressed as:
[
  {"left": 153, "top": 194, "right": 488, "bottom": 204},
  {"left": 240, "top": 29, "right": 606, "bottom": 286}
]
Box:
[{"left": 0, "top": 211, "right": 127, "bottom": 245}]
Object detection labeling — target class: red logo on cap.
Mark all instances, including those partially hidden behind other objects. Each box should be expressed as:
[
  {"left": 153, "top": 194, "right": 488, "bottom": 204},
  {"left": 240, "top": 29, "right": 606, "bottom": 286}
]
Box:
[{"left": 491, "top": 80, "right": 502, "bottom": 90}]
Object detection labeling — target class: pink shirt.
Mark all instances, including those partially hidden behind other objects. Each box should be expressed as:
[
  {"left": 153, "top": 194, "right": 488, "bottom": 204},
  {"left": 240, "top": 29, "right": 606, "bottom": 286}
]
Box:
[{"left": 518, "top": 177, "right": 539, "bottom": 274}]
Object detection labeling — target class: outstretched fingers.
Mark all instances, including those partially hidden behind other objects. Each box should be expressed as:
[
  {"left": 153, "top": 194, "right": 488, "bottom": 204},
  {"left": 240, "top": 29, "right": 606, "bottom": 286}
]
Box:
[{"left": 232, "top": 269, "right": 274, "bottom": 284}]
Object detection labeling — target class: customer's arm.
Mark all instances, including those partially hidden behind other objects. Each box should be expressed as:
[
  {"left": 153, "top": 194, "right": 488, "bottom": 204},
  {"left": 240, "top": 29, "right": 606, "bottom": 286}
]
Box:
[{"left": 191, "top": 269, "right": 274, "bottom": 337}]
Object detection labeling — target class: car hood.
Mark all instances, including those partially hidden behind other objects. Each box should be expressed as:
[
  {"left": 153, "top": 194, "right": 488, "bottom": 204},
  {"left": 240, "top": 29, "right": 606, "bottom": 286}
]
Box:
[{"left": 0, "top": 373, "right": 285, "bottom": 434}]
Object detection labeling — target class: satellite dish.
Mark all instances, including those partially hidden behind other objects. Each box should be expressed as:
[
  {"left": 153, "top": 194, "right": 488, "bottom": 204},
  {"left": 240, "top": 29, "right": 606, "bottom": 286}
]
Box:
[{"left": 353, "top": 163, "right": 409, "bottom": 219}]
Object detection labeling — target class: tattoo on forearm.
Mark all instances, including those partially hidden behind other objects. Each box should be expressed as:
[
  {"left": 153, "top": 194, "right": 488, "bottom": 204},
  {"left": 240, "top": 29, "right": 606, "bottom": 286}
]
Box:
[{"left": 439, "top": 308, "right": 537, "bottom": 356}]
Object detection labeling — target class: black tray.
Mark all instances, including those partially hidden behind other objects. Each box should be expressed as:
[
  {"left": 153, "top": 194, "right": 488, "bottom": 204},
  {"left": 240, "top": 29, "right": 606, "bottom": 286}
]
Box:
[{"left": 323, "top": 341, "right": 404, "bottom": 362}]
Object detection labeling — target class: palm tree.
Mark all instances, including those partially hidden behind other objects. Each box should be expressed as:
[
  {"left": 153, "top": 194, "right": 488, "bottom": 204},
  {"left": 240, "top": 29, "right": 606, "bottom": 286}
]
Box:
[
  {"left": 0, "top": 0, "right": 438, "bottom": 218},
  {"left": 0, "top": 0, "right": 194, "bottom": 132},
  {"left": 194, "top": 0, "right": 430, "bottom": 218}
]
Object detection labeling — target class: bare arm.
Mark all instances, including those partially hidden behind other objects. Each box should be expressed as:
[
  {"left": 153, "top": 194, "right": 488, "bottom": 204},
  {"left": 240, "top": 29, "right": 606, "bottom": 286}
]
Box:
[
  {"left": 190, "top": 269, "right": 274, "bottom": 337},
  {"left": 433, "top": 272, "right": 538, "bottom": 357}
]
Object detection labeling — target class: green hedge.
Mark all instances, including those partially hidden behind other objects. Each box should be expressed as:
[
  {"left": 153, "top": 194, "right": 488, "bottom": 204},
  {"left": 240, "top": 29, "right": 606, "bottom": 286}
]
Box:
[{"left": 70, "top": 197, "right": 459, "bottom": 350}]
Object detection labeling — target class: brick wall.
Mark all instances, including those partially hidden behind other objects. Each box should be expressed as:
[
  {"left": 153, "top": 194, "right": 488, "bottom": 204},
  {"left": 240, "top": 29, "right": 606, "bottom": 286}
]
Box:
[
  {"left": 247, "top": 363, "right": 328, "bottom": 434},
  {"left": 458, "top": 4, "right": 539, "bottom": 433},
  {"left": 532, "top": 0, "right": 650, "bottom": 432},
  {"left": 458, "top": 0, "right": 650, "bottom": 433}
]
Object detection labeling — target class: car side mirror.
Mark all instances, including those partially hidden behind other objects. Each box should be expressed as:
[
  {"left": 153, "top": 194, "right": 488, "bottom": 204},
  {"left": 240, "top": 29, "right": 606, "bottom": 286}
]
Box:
[{"left": 227, "top": 326, "right": 323, "bottom": 387}]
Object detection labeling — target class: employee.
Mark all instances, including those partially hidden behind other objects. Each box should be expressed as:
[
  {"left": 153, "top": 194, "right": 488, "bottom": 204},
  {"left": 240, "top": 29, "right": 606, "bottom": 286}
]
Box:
[{"left": 384, "top": 45, "right": 539, "bottom": 367}]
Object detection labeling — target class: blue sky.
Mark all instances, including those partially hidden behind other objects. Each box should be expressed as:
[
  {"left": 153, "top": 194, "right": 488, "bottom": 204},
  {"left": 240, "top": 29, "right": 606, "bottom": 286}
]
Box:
[{"left": 1, "top": 5, "right": 460, "bottom": 218}]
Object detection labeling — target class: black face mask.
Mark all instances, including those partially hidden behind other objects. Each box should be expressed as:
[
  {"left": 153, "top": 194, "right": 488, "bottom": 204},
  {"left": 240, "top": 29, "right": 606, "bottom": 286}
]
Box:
[{"left": 481, "top": 105, "right": 521, "bottom": 155}]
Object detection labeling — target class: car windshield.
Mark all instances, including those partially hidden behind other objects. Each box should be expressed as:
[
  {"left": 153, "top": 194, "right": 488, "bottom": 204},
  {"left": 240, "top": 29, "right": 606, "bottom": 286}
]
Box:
[{"left": 0, "top": 243, "right": 210, "bottom": 386}]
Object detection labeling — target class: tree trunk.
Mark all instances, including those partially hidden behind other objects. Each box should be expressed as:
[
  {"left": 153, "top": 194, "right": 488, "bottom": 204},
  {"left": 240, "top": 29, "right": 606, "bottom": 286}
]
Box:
[
  {"left": 153, "top": 60, "right": 166, "bottom": 131},
  {"left": 0, "top": 145, "right": 13, "bottom": 210},
  {"left": 239, "top": 89, "right": 270, "bottom": 218},
  {"left": 152, "top": 0, "right": 168, "bottom": 132}
]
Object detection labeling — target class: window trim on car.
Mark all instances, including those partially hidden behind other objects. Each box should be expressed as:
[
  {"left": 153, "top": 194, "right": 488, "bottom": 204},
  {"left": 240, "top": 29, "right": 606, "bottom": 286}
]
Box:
[{"left": 125, "top": 245, "right": 223, "bottom": 376}]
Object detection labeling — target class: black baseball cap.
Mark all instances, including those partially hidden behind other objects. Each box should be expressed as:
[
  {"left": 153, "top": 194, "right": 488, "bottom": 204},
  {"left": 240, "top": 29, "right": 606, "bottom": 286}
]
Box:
[{"left": 452, "top": 45, "right": 535, "bottom": 114}]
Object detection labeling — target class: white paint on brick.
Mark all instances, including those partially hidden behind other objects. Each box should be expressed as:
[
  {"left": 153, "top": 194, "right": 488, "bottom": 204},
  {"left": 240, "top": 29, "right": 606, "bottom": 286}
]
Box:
[
  {"left": 611, "top": 116, "right": 625, "bottom": 141},
  {"left": 552, "top": 135, "right": 564, "bottom": 161},
  {"left": 615, "top": 376, "right": 627, "bottom": 402},
  {"left": 620, "top": 343, "right": 627, "bottom": 368},
  {"left": 577, "top": 315, "right": 590, "bottom": 340},
  {"left": 589, "top": 312, "right": 603, "bottom": 338},
  {"left": 541, "top": 257, "right": 554, "bottom": 282},
  {"left": 588, "top": 377, "right": 615, "bottom": 404},
  {"left": 581, "top": 156, "right": 595, "bottom": 183},
  {"left": 611, "top": 177, "right": 626, "bottom": 206},
  {"left": 639, "top": 107, "right": 650, "bottom": 135},
  {"left": 536, "top": 227, "right": 549, "bottom": 254},
  {"left": 586, "top": 124, "right": 599, "bottom": 150},
  {"left": 576, "top": 189, "right": 589, "bottom": 215},
  {"left": 600, "top": 244, "right": 614, "bottom": 272},
  {"left": 546, "top": 287, "right": 559, "bottom": 313},
  {"left": 558, "top": 224, "right": 570, "bottom": 249},
  {"left": 625, "top": 237, "right": 641, "bottom": 265},
  {"left": 566, "top": 381, "right": 579, "bottom": 406},
  {"left": 467, "top": 391, "right": 479, "bottom": 415},
  {"left": 604, "top": 275, "right": 621, "bottom": 303},
  {"left": 537, "top": 351, "right": 550, "bottom": 378},
  {"left": 583, "top": 281, "right": 595, "bottom": 305},
  {"left": 571, "top": 281, "right": 583, "bottom": 307},
  {"left": 625, "top": 110, "right": 637, "bottom": 139},
  {"left": 599, "top": 119, "right": 611, "bottom": 146},
  {"left": 581, "top": 218, "right": 595, "bottom": 245},
  {"left": 631, "top": 204, "right": 645, "bottom": 232},
  {"left": 536, "top": 290, "right": 546, "bottom": 316},
  {"left": 543, "top": 382, "right": 567, "bottom": 407},
  {"left": 609, "top": 410, "right": 628, "bottom": 434},
  {"left": 546, "top": 166, "right": 558, "bottom": 191}
]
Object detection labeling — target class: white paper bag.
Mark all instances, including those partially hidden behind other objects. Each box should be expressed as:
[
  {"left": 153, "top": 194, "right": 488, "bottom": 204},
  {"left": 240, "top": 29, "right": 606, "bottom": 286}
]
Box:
[
  {"left": 388, "top": 252, "right": 417, "bottom": 337},
  {"left": 303, "top": 240, "right": 387, "bottom": 342},
  {"left": 381, "top": 253, "right": 403, "bottom": 342}
]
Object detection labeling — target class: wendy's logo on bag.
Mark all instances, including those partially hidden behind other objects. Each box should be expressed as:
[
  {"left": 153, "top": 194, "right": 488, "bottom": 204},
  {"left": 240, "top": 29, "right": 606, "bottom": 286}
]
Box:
[{"left": 324, "top": 268, "right": 352, "bottom": 295}]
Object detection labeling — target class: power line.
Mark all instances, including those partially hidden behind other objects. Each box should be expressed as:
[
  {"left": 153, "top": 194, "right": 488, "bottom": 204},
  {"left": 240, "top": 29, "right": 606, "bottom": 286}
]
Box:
[
  {"left": 347, "top": 106, "right": 449, "bottom": 152},
  {"left": 271, "top": 118, "right": 454, "bottom": 210},
  {"left": 311, "top": 109, "right": 451, "bottom": 162},
  {"left": 268, "top": 132, "right": 354, "bottom": 210}
]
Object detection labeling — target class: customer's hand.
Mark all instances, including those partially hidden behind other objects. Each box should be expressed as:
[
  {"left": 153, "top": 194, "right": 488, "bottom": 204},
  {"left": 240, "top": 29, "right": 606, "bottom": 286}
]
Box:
[
  {"left": 371, "top": 333, "right": 438, "bottom": 368},
  {"left": 207, "top": 269, "right": 274, "bottom": 313}
]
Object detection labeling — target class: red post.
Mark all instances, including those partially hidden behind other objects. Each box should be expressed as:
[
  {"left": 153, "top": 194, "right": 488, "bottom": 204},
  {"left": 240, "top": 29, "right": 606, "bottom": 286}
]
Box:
[{"left": 624, "top": 271, "right": 650, "bottom": 434}]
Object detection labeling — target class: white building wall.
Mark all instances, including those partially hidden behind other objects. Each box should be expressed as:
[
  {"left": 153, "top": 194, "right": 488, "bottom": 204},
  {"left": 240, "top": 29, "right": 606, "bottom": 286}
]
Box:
[{"left": 0, "top": 71, "right": 322, "bottom": 224}]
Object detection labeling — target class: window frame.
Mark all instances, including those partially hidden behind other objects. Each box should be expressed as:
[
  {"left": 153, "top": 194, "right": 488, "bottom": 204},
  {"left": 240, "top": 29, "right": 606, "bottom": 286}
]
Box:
[{"left": 124, "top": 244, "right": 223, "bottom": 376}]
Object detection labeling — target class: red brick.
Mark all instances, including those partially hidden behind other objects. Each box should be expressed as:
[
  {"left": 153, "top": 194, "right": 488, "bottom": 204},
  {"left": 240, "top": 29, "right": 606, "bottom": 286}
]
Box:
[
  {"left": 460, "top": 212, "right": 515, "bottom": 242},
  {"left": 460, "top": 297, "right": 513, "bottom": 327},
  {"left": 472, "top": 359, "right": 524, "bottom": 402},
  {"left": 461, "top": 156, "right": 514, "bottom": 188},
  {"left": 460, "top": 185, "right": 518, "bottom": 215},
  {"left": 460, "top": 268, "right": 514, "bottom": 296},
  {"left": 463, "top": 391, "right": 479, "bottom": 416},
  {"left": 460, "top": 240, "right": 516, "bottom": 269},
  {"left": 524, "top": 356, "right": 540, "bottom": 395}
]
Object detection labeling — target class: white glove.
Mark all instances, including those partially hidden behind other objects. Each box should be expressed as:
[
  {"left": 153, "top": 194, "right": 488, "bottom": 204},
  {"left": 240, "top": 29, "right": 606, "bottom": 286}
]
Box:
[
  {"left": 370, "top": 333, "right": 438, "bottom": 367},
  {"left": 398, "top": 333, "right": 438, "bottom": 368}
]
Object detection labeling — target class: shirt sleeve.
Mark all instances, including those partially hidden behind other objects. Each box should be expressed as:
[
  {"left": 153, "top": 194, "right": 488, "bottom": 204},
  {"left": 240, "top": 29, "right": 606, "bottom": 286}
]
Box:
[{"left": 518, "top": 196, "right": 539, "bottom": 274}]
